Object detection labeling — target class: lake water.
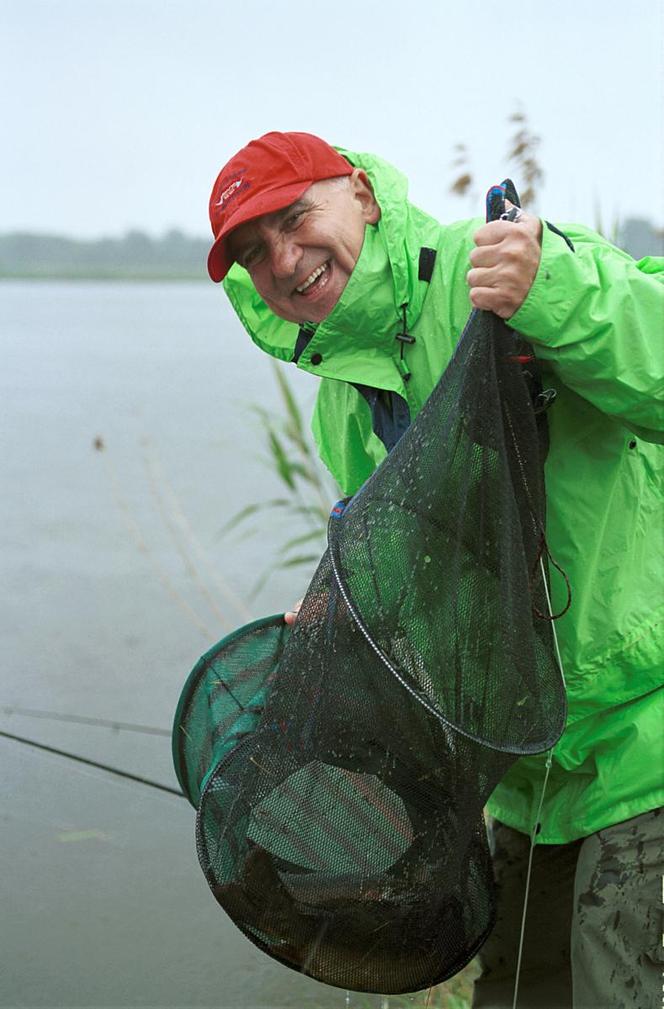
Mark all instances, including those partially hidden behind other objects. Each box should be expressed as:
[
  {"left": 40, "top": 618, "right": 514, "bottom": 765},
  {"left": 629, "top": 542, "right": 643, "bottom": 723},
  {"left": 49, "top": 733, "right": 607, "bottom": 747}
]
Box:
[{"left": 0, "top": 282, "right": 394, "bottom": 1008}]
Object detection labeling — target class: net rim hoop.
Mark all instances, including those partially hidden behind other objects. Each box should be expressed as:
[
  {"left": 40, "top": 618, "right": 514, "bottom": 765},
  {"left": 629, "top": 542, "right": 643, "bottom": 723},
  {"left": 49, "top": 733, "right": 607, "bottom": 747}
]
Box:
[{"left": 172, "top": 613, "right": 287, "bottom": 802}]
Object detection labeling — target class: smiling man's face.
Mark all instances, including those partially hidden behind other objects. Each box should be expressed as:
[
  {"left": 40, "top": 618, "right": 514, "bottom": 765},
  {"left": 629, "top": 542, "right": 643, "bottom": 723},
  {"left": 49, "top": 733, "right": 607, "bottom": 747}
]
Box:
[{"left": 227, "top": 170, "right": 380, "bottom": 324}]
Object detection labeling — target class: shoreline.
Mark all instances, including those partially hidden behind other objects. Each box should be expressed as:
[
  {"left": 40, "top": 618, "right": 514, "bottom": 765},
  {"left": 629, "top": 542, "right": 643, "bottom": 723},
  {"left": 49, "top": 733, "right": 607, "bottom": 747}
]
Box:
[{"left": 0, "top": 272, "right": 208, "bottom": 282}]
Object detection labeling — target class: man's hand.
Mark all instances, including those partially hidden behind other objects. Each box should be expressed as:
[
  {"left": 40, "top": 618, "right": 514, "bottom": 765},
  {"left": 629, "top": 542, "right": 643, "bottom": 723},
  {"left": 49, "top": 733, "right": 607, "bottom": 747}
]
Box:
[
  {"left": 467, "top": 202, "right": 543, "bottom": 319},
  {"left": 284, "top": 599, "right": 303, "bottom": 626}
]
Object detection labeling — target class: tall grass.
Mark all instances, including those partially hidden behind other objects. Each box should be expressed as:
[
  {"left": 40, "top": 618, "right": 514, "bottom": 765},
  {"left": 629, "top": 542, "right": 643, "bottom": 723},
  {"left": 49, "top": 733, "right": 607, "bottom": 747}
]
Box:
[
  {"left": 223, "top": 361, "right": 338, "bottom": 595},
  {"left": 450, "top": 106, "right": 544, "bottom": 212}
]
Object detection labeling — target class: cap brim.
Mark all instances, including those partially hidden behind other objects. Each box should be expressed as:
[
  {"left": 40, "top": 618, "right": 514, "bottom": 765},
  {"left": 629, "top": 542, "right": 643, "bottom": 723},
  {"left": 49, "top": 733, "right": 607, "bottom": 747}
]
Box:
[{"left": 207, "top": 179, "right": 313, "bottom": 282}]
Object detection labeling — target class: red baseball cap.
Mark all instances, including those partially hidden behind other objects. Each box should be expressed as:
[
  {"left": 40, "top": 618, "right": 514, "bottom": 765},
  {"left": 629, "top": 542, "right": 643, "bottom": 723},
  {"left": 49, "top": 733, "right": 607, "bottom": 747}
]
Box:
[{"left": 207, "top": 131, "right": 353, "bottom": 282}]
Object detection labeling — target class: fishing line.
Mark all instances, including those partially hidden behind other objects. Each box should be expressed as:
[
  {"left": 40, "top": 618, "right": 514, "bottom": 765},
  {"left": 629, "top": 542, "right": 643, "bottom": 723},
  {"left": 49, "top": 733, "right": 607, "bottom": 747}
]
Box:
[
  {"left": 539, "top": 556, "right": 568, "bottom": 691},
  {"left": 2, "top": 705, "right": 170, "bottom": 737},
  {"left": 511, "top": 556, "right": 567, "bottom": 1009},
  {"left": 0, "top": 729, "right": 184, "bottom": 798},
  {"left": 141, "top": 436, "right": 252, "bottom": 623}
]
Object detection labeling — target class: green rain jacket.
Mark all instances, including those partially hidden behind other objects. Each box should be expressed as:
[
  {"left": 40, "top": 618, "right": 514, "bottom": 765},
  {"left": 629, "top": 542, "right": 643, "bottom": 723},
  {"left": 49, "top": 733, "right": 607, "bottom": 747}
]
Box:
[{"left": 224, "top": 149, "right": 664, "bottom": 844}]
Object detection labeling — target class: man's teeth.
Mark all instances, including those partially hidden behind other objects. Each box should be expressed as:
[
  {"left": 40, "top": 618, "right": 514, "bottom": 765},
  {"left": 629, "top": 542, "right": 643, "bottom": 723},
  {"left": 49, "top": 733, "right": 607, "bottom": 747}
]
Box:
[{"left": 296, "top": 262, "right": 328, "bottom": 293}]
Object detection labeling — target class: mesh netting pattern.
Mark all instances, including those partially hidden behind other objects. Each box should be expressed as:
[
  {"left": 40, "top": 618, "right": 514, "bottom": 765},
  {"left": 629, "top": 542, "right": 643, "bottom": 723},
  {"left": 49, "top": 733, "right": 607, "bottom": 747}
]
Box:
[
  {"left": 173, "top": 308, "right": 567, "bottom": 994},
  {"left": 173, "top": 616, "right": 290, "bottom": 809},
  {"left": 329, "top": 315, "right": 562, "bottom": 754}
]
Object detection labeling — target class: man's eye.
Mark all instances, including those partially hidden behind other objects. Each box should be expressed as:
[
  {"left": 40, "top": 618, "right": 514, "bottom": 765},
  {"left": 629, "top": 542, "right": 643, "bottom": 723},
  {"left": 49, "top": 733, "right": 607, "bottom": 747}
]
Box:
[
  {"left": 243, "top": 246, "right": 263, "bottom": 268},
  {"left": 284, "top": 210, "right": 305, "bottom": 230}
]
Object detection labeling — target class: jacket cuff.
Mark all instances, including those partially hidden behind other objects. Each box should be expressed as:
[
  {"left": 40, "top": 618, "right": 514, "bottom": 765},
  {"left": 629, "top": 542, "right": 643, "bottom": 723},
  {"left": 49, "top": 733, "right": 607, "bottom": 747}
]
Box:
[{"left": 507, "top": 221, "right": 576, "bottom": 343}]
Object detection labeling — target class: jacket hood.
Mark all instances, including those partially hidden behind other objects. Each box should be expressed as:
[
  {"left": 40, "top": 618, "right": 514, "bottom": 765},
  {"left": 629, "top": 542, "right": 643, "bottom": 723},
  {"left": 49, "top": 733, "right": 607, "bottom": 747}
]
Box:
[{"left": 222, "top": 148, "right": 441, "bottom": 386}]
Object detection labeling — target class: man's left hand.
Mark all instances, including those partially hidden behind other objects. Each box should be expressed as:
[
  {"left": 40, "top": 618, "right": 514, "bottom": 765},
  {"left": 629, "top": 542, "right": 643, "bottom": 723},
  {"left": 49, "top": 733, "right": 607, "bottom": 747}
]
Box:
[{"left": 467, "top": 202, "right": 543, "bottom": 319}]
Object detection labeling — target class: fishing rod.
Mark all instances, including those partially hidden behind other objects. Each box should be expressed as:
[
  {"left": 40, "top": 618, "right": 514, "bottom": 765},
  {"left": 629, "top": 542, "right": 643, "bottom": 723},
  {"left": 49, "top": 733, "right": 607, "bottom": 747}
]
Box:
[
  {"left": 0, "top": 728, "right": 184, "bottom": 799},
  {"left": 2, "top": 704, "right": 170, "bottom": 736}
]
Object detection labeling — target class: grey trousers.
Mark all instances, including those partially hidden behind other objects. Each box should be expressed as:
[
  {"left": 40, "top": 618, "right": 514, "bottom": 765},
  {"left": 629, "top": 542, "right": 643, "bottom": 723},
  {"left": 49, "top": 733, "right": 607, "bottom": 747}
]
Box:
[{"left": 472, "top": 807, "right": 663, "bottom": 1009}]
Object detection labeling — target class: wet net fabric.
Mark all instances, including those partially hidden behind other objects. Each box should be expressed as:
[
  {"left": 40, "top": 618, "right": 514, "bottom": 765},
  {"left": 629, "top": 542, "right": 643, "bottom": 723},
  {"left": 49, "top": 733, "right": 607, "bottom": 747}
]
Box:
[
  {"left": 173, "top": 616, "right": 290, "bottom": 809},
  {"left": 173, "top": 306, "right": 567, "bottom": 994}
]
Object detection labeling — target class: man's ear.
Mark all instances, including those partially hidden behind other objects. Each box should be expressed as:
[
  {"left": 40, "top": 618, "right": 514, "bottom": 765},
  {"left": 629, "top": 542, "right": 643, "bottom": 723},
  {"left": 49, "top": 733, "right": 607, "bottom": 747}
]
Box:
[{"left": 350, "top": 168, "right": 381, "bottom": 224}]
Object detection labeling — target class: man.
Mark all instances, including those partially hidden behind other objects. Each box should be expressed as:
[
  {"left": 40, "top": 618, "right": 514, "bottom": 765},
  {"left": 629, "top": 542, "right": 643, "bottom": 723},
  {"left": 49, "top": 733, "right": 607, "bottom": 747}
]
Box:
[{"left": 207, "top": 131, "right": 664, "bottom": 1008}]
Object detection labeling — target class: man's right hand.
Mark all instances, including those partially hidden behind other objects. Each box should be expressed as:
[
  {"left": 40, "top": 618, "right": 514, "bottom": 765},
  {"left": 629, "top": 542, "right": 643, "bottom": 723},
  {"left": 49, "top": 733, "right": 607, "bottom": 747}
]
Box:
[
  {"left": 467, "top": 202, "right": 543, "bottom": 319},
  {"left": 284, "top": 599, "right": 303, "bottom": 625}
]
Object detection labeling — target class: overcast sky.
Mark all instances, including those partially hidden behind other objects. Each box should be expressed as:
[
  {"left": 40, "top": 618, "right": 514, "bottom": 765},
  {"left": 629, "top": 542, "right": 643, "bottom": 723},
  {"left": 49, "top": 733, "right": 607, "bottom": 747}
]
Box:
[{"left": 3, "top": 0, "right": 662, "bottom": 239}]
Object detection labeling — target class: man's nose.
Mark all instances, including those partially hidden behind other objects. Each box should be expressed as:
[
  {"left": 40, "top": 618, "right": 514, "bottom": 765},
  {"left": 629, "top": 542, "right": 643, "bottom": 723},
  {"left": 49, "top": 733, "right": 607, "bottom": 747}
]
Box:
[{"left": 269, "top": 235, "right": 301, "bottom": 279}]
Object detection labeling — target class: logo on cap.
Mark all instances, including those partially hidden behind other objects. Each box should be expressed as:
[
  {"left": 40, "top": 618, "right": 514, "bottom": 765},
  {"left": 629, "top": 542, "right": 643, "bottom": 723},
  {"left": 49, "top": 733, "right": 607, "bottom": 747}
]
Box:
[{"left": 215, "top": 178, "right": 244, "bottom": 208}]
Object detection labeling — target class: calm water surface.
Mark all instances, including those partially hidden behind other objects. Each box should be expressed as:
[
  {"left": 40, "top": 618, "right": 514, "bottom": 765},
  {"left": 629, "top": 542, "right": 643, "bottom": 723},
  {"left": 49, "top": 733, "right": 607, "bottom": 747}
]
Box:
[{"left": 1, "top": 282, "right": 389, "bottom": 1008}]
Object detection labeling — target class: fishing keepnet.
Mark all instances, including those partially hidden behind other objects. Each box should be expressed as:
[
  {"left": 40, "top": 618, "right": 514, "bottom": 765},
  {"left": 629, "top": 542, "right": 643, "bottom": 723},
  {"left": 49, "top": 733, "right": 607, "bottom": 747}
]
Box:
[{"left": 173, "top": 185, "right": 567, "bottom": 994}]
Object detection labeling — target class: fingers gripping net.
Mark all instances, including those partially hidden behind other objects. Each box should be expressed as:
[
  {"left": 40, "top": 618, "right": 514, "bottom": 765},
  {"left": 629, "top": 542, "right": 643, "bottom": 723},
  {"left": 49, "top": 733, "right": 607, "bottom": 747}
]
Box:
[{"left": 173, "top": 309, "right": 566, "bottom": 994}]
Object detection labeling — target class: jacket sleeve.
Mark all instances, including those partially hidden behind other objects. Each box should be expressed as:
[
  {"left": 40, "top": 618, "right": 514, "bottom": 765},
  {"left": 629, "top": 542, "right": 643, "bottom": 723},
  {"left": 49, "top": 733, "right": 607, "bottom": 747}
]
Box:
[{"left": 508, "top": 224, "right": 664, "bottom": 443}]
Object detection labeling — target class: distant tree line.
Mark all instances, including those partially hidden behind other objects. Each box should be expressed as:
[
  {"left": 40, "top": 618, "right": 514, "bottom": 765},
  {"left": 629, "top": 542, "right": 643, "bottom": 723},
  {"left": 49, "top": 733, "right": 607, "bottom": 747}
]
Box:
[
  {"left": 0, "top": 219, "right": 661, "bottom": 282},
  {"left": 617, "top": 219, "right": 664, "bottom": 259},
  {"left": 0, "top": 229, "right": 210, "bottom": 280}
]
